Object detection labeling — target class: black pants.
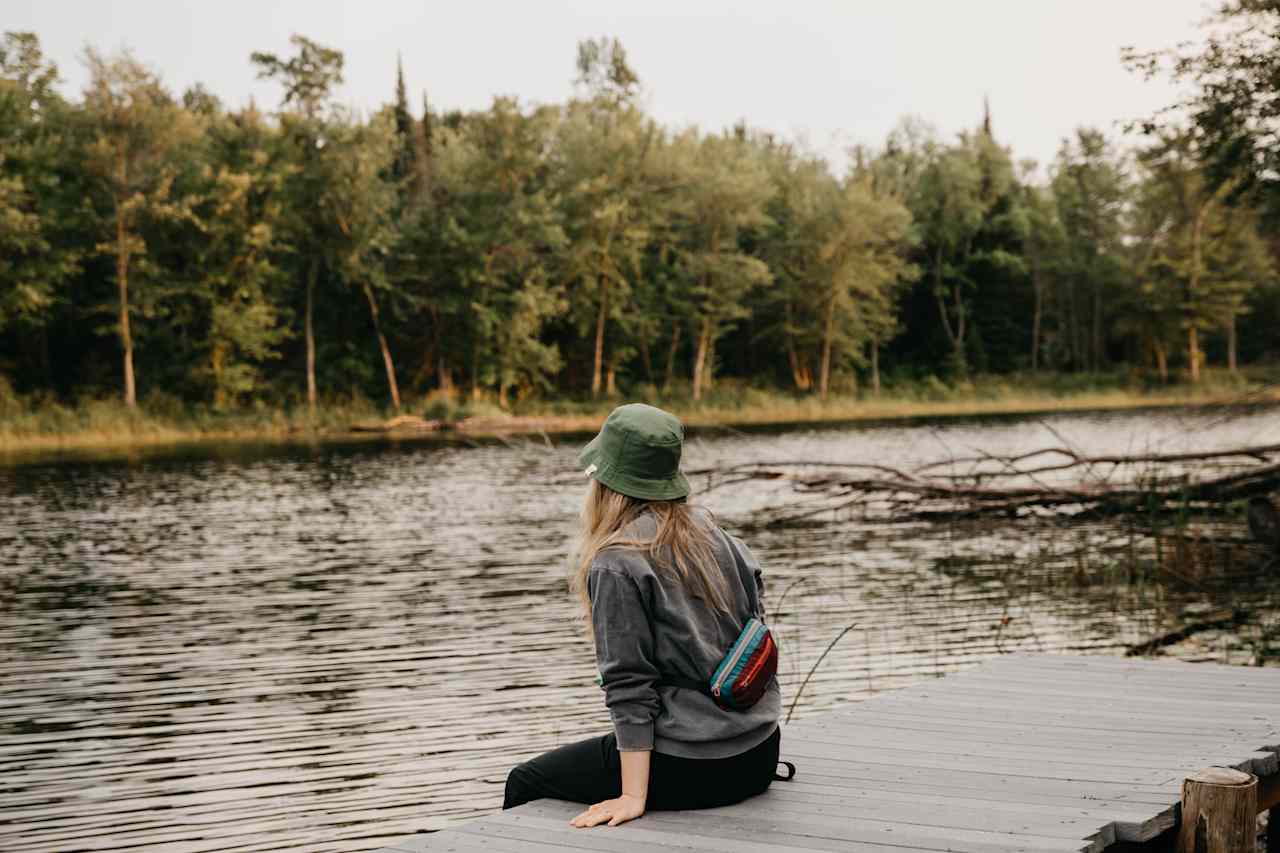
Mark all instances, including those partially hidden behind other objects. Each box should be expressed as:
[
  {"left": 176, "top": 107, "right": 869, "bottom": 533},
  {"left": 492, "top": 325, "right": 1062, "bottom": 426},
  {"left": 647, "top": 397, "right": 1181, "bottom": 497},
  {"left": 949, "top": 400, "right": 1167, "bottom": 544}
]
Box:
[{"left": 503, "top": 726, "right": 781, "bottom": 811}]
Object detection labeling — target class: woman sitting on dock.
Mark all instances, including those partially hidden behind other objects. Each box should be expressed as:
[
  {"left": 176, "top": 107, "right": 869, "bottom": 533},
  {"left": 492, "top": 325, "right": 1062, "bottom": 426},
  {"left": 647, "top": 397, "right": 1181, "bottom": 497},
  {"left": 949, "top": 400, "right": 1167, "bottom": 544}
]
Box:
[{"left": 502, "top": 403, "right": 784, "bottom": 828}]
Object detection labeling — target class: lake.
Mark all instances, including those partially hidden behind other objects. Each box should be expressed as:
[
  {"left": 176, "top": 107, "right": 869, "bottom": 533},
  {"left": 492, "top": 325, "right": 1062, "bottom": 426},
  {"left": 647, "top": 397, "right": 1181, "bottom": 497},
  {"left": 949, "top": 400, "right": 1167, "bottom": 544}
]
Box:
[{"left": 3, "top": 404, "right": 1279, "bottom": 852}]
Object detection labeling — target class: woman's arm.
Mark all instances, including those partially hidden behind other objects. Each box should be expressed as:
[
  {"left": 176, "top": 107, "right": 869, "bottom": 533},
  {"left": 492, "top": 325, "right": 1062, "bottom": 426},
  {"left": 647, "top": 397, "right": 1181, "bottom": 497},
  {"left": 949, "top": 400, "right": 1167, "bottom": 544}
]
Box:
[
  {"left": 620, "top": 748, "right": 650, "bottom": 802},
  {"left": 569, "top": 749, "right": 649, "bottom": 828}
]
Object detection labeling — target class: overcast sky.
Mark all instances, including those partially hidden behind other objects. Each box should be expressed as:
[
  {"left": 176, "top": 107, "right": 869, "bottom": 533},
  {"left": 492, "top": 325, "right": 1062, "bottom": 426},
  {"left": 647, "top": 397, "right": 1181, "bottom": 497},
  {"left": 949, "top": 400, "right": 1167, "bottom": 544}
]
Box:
[{"left": 10, "top": 0, "right": 1213, "bottom": 174}]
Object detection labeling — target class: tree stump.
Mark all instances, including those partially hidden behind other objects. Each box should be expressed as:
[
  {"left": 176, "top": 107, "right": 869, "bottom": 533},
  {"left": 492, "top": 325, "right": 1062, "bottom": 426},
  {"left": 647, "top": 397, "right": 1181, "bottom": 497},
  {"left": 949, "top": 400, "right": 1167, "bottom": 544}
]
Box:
[{"left": 1176, "top": 767, "right": 1258, "bottom": 853}]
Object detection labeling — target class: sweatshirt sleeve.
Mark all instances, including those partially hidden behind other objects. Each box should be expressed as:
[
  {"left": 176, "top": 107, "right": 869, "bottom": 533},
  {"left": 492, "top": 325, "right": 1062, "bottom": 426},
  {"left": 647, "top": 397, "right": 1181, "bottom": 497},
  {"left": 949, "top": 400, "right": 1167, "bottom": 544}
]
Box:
[{"left": 588, "top": 564, "right": 660, "bottom": 751}]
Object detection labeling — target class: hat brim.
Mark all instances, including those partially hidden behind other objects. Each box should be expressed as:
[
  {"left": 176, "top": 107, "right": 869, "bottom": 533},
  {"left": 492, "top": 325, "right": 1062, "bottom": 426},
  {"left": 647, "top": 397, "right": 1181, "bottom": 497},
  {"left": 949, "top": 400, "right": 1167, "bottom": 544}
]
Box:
[{"left": 577, "top": 434, "right": 601, "bottom": 470}]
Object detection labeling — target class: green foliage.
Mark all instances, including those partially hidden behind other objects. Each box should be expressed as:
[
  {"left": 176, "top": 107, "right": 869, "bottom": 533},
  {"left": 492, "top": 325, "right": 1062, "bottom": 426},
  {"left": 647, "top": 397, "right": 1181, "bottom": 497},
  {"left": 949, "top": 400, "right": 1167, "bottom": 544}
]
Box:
[
  {"left": 187, "top": 104, "right": 293, "bottom": 408},
  {"left": 250, "top": 35, "right": 343, "bottom": 119},
  {"left": 1123, "top": 1, "right": 1280, "bottom": 223},
  {"left": 0, "top": 33, "right": 81, "bottom": 333},
  {"left": 0, "top": 29, "right": 1276, "bottom": 432},
  {"left": 432, "top": 98, "right": 568, "bottom": 406}
]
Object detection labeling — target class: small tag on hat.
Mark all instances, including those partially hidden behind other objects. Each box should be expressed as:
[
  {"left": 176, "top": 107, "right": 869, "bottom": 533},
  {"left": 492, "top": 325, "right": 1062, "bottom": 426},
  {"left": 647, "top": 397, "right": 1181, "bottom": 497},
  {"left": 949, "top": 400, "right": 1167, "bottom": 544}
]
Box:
[{"left": 584, "top": 463, "right": 598, "bottom": 477}]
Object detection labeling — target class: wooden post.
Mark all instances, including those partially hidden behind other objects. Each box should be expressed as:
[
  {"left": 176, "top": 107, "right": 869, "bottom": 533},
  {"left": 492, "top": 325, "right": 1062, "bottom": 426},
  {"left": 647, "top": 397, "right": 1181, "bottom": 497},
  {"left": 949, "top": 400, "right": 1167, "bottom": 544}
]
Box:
[{"left": 1176, "top": 767, "right": 1257, "bottom": 853}]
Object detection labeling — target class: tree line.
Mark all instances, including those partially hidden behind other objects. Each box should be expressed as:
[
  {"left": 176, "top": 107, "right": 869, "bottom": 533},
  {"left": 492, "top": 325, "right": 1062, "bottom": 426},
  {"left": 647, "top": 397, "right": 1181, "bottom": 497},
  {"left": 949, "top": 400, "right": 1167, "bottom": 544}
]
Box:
[{"left": 1, "top": 11, "right": 1277, "bottom": 416}]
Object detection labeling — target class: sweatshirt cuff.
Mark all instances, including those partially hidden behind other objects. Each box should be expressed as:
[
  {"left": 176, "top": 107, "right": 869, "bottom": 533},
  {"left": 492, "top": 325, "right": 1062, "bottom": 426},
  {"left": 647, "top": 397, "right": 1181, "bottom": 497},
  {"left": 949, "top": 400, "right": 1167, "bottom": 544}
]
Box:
[{"left": 613, "top": 720, "right": 654, "bottom": 751}]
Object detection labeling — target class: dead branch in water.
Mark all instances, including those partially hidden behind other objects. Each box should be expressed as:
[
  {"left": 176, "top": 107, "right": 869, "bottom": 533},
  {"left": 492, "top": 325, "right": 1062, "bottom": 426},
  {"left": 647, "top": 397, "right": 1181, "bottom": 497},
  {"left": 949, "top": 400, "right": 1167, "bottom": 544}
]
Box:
[
  {"left": 1124, "top": 607, "right": 1249, "bottom": 657},
  {"left": 686, "top": 443, "right": 1280, "bottom": 525}
]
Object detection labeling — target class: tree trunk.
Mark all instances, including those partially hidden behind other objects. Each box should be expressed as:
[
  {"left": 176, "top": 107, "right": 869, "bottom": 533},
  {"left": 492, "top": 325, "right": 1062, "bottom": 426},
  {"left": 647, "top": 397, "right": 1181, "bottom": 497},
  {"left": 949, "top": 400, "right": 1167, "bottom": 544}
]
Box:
[
  {"left": 819, "top": 293, "right": 836, "bottom": 399},
  {"left": 933, "top": 252, "right": 966, "bottom": 375},
  {"left": 438, "top": 358, "right": 453, "bottom": 395},
  {"left": 591, "top": 277, "right": 608, "bottom": 398},
  {"left": 1066, "top": 278, "right": 1080, "bottom": 371},
  {"left": 211, "top": 342, "right": 227, "bottom": 409},
  {"left": 933, "top": 250, "right": 956, "bottom": 350},
  {"left": 1188, "top": 325, "right": 1202, "bottom": 384},
  {"left": 871, "top": 340, "right": 881, "bottom": 397},
  {"left": 663, "top": 322, "right": 681, "bottom": 391},
  {"left": 1227, "top": 315, "right": 1238, "bottom": 374},
  {"left": 691, "top": 317, "right": 711, "bottom": 401},
  {"left": 470, "top": 309, "right": 480, "bottom": 401},
  {"left": 306, "top": 258, "right": 318, "bottom": 413},
  {"left": 1188, "top": 204, "right": 1206, "bottom": 384},
  {"left": 1031, "top": 275, "right": 1043, "bottom": 372},
  {"left": 705, "top": 336, "right": 716, "bottom": 392},
  {"left": 638, "top": 333, "right": 653, "bottom": 385},
  {"left": 1027, "top": 246, "right": 1043, "bottom": 372},
  {"left": 784, "top": 304, "right": 808, "bottom": 390},
  {"left": 1092, "top": 278, "right": 1103, "bottom": 373},
  {"left": 363, "top": 283, "right": 401, "bottom": 412},
  {"left": 605, "top": 355, "right": 617, "bottom": 396},
  {"left": 786, "top": 338, "right": 810, "bottom": 391},
  {"left": 116, "top": 205, "right": 136, "bottom": 409},
  {"left": 1155, "top": 342, "right": 1169, "bottom": 384}
]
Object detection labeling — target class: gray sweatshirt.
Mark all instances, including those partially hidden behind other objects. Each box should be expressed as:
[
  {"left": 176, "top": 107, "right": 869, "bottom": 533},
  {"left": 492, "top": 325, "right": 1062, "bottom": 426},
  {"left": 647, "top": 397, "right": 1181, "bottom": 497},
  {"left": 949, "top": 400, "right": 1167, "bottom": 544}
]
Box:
[{"left": 587, "top": 508, "right": 782, "bottom": 759}]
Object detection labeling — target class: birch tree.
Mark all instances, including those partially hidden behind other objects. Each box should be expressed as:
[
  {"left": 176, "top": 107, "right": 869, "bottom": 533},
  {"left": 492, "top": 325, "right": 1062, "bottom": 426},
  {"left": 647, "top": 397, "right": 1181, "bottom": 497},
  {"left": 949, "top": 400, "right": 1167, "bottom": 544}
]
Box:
[
  {"left": 81, "top": 48, "right": 198, "bottom": 407},
  {"left": 672, "top": 131, "right": 772, "bottom": 400},
  {"left": 251, "top": 35, "right": 343, "bottom": 412},
  {"left": 321, "top": 111, "right": 402, "bottom": 410}
]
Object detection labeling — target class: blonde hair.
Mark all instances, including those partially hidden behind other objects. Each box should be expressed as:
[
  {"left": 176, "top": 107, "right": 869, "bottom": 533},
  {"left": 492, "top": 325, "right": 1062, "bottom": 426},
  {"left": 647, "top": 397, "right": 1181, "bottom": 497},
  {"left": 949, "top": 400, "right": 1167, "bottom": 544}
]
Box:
[{"left": 569, "top": 479, "right": 730, "bottom": 616}]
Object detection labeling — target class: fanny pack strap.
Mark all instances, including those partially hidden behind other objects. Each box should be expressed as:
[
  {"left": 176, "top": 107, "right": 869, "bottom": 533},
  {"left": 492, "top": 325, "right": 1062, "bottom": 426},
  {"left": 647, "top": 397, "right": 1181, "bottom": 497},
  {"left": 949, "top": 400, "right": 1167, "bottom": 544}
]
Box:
[
  {"left": 717, "top": 528, "right": 764, "bottom": 621},
  {"left": 657, "top": 674, "right": 712, "bottom": 695}
]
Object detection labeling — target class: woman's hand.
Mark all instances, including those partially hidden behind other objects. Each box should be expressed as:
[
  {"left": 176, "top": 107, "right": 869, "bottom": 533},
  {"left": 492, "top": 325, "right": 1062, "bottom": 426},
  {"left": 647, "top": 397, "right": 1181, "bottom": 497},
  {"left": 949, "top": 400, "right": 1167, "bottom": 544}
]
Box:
[{"left": 568, "top": 793, "right": 646, "bottom": 828}]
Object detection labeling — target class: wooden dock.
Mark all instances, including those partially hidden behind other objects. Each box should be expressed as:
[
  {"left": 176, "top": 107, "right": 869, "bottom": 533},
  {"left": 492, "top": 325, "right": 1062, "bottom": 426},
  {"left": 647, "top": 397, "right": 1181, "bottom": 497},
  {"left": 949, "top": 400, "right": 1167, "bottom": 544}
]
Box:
[{"left": 379, "top": 654, "right": 1280, "bottom": 852}]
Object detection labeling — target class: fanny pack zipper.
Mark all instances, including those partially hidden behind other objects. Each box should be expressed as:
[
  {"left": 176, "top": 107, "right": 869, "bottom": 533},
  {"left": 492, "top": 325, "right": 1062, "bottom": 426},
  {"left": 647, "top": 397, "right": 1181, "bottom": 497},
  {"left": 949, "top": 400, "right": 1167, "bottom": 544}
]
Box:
[{"left": 711, "top": 619, "right": 765, "bottom": 698}]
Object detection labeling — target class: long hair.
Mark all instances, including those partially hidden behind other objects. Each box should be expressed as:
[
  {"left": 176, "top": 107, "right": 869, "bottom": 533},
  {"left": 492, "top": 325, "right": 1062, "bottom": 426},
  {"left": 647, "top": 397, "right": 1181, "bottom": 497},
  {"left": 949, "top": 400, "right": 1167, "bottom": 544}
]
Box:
[{"left": 569, "top": 479, "right": 730, "bottom": 617}]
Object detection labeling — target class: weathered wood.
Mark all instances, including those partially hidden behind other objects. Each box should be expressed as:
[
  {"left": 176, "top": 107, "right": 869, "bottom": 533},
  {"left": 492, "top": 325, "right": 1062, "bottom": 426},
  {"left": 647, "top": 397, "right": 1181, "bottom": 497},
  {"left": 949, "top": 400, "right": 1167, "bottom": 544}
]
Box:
[
  {"left": 376, "top": 654, "right": 1280, "bottom": 853},
  {"left": 1175, "top": 767, "right": 1257, "bottom": 853}
]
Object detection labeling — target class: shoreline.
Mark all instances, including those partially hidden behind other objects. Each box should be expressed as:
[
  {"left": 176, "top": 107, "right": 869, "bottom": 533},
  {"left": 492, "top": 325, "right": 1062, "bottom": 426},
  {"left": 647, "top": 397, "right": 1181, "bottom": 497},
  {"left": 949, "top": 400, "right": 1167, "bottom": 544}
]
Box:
[{"left": 3, "top": 385, "right": 1278, "bottom": 465}]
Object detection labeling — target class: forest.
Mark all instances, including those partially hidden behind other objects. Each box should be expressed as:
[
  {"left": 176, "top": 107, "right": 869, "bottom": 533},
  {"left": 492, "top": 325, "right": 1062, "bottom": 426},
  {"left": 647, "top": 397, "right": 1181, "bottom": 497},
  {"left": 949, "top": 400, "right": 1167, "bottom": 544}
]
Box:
[{"left": 1, "top": 2, "right": 1278, "bottom": 429}]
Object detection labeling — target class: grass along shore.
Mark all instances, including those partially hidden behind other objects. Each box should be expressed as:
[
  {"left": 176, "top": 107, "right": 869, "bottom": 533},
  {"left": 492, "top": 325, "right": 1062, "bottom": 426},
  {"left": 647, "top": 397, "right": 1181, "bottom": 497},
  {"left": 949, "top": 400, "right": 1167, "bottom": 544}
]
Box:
[{"left": 2, "top": 369, "right": 1278, "bottom": 460}]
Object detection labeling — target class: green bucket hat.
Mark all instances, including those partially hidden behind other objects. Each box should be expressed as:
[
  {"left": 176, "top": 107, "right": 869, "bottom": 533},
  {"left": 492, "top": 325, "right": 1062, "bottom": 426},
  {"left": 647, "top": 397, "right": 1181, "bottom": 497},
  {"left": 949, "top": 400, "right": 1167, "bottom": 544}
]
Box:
[{"left": 577, "top": 403, "right": 691, "bottom": 501}]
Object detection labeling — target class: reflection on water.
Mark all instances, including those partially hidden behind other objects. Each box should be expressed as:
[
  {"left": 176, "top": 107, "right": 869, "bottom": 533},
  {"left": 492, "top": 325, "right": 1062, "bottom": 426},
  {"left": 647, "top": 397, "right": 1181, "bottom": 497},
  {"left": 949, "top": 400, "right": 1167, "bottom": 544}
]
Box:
[{"left": 2, "top": 405, "right": 1279, "bottom": 851}]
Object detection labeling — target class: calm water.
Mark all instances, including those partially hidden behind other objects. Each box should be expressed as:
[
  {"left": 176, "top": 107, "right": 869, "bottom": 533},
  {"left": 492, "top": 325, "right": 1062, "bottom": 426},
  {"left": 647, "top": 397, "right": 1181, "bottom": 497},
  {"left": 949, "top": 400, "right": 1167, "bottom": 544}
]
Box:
[{"left": 3, "top": 405, "right": 1279, "bottom": 852}]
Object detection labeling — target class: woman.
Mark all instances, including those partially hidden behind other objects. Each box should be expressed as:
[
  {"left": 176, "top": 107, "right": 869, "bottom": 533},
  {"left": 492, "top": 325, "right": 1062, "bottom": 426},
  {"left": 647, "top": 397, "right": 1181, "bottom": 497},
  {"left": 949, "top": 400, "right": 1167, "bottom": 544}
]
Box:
[{"left": 503, "top": 403, "right": 783, "bottom": 829}]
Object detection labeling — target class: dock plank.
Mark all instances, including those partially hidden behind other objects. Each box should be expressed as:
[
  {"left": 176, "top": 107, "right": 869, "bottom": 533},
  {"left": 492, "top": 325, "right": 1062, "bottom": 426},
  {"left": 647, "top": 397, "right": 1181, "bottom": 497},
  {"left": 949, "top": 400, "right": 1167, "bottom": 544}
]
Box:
[{"left": 377, "top": 654, "right": 1280, "bottom": 852}]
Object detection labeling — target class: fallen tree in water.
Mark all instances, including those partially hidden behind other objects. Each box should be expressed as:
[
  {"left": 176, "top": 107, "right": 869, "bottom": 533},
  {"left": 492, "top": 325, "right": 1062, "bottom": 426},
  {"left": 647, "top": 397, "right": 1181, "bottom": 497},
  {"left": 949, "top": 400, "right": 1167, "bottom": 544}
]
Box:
[
  {"left": 687, "top": 441, "right": 1280, "bottom": 526},
  {"left": 349, "top": 414, "right": 571, "bottom": 435}
]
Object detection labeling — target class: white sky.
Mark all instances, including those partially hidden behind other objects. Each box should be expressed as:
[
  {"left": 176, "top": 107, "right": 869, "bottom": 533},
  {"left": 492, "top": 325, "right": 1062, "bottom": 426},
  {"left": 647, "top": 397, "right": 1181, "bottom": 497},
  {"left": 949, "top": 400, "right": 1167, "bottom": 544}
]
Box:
[{"left": 9, "top": 0, "right": 1213, "bottom": 175}]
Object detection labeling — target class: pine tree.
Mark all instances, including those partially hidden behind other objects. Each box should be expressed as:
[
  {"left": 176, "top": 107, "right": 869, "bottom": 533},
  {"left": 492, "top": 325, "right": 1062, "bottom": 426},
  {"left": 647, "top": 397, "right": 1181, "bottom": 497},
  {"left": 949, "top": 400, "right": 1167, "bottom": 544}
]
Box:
[{"left": 391, "top": 55, "right": 416, "bottom": 186}]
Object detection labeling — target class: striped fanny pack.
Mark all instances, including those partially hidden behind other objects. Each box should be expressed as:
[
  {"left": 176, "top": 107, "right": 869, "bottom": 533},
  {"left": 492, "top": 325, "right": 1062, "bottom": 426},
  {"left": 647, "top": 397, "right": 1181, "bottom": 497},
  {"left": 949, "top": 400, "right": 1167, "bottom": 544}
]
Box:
[{"left": 664, "top": 617, "right": 778, "bottom": 710}]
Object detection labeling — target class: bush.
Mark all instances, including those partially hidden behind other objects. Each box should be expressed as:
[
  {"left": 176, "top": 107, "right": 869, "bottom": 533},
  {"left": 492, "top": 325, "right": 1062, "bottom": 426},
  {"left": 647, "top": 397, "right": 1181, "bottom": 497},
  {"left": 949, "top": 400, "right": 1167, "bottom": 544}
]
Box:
[{"left": 0, "top": 375, "right": 22, "bottom": 419}]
